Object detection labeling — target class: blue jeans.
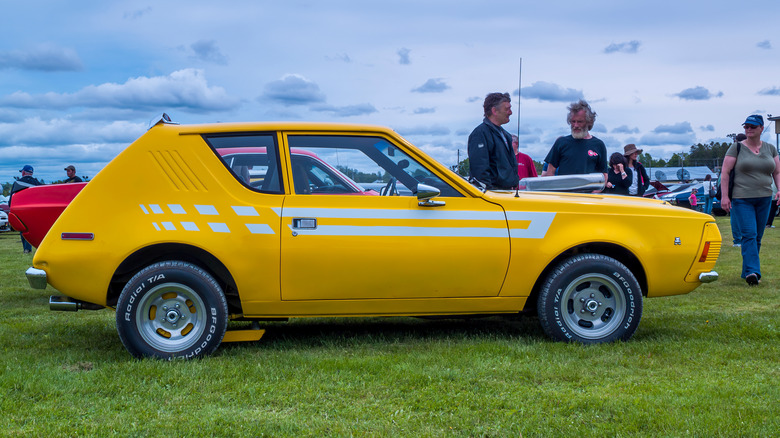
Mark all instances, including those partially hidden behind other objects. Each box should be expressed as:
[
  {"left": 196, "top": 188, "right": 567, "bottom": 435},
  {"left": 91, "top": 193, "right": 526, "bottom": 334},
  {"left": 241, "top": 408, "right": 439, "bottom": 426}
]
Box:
[
  {"left": 702, "top": 194, "right": 713, "bottom": 214},
  {"left": 731, "top": 197, "right": 772, "bottom": 279},
  {"left": 730, "top": 211, "right": 741, "bottom": 244},
  {"left": 21, "top": 232, "right": 32, "bottom": 252}
]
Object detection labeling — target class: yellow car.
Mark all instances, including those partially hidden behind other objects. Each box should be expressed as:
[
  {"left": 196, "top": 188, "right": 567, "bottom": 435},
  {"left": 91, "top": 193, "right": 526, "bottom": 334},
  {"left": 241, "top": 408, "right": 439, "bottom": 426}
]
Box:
[{"left": 24, "top": 115, "right": 720, "bottom": 359}]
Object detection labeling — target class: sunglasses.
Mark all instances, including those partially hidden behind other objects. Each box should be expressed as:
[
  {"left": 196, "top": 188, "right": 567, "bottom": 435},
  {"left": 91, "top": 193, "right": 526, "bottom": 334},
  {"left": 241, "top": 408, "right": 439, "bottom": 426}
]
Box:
[{"left": 744, "top": 124, "right": 760, "bottom": 129}]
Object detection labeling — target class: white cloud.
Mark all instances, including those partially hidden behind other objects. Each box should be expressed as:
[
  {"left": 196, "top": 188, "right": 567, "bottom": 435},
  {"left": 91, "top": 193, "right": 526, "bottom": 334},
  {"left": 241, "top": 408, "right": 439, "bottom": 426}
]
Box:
[{"left": 1, "top": 69, "right": 238, "bottom": 112}]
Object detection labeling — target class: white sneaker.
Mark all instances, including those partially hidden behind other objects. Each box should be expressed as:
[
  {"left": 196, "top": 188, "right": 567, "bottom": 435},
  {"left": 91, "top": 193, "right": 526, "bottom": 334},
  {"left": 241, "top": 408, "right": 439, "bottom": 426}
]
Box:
[{"left": 733, "top": 243, "right": 741, "bottom": 247}]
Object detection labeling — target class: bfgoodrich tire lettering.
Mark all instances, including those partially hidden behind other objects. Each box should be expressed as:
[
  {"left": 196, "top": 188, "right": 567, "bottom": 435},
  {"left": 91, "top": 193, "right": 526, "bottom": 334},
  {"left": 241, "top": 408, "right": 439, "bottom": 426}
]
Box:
[
  {"left": 116, "top": 261, "right": 228, "bottom": 359},
  {"left": 537, "top": 254, "right": 643, "bottom": 344}
]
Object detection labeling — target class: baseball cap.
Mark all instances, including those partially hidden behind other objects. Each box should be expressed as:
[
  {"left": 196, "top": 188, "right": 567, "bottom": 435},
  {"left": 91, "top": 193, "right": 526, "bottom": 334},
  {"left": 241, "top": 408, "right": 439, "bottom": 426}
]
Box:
[
  {"left": 64, "top": 165, "right": 76, "bottom": 171},
  {"left": 19, "top": 165, "right": 34, "bottom": 173},
  {"left": 743, "top": 114, "right": 764, "bottom": 127}
]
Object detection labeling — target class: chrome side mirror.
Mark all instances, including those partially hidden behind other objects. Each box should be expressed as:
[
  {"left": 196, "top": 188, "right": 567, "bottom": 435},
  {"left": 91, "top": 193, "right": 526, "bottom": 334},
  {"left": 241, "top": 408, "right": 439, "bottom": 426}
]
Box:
[{"left": 416, "top": 183, "right": 445, "bottom": 207}]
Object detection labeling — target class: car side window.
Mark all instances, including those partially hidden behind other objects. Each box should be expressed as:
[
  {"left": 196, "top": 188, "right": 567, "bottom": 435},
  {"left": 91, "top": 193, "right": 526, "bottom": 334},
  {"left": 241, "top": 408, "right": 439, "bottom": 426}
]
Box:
[
  {"left": 204, "top": 134, "right": 283, "bottom": 193},
  {"left": 286, "top": 135, "right": 462, "bottom": 197}
]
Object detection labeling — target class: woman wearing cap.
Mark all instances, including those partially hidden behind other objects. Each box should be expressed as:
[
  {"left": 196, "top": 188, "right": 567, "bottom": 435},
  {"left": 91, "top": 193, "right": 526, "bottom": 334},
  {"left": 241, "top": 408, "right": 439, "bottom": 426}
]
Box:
[
  {"left": 720, "top": 114, "right": 780, "bottom": 286},
  {"left": 623, "top": 144, "right": 650, "bottom": 196}
]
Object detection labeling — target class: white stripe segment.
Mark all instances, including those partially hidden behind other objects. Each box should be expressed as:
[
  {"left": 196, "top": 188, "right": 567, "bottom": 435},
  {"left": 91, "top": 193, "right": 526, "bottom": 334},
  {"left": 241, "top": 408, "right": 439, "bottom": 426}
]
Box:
[
  {"left": 181, "top": 222, "right": 199, "bottom": 231},
  {"left": 233, "top": 206, "right": 259, "bottom": 216},
  {"left": 208, "top": 223, "right": 230, "bottom": 233},
  {"left": 246, "top": 224, "right": 274, "bottom": 234},
  {"left": 168, "top": 204, "right": 186, "bottom": 214},
  {"left": 506, "top": 211, "right": 557, "bottom": 239},
  {"left": 195, "top": 205, "right": 219, "bottom": 215}
]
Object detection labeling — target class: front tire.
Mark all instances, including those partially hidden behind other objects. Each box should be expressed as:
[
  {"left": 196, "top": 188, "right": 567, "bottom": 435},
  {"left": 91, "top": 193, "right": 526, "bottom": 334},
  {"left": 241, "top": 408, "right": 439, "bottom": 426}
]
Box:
[
  {"left": 537, "top": 254, "right": 642, "bottom": 344},
  {"left": 116, "top": 261, "right": 228, "bottom": 359}
]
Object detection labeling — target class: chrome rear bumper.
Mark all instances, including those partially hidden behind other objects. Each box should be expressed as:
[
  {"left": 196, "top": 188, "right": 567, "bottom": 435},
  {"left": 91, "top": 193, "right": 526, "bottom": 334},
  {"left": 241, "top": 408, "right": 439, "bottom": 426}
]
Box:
[
  {"left": 26, "top": 267, "right": 47, "bottom": 289},
  {"left": 699, "top": 271, "right": 719, "bottom": 283}
]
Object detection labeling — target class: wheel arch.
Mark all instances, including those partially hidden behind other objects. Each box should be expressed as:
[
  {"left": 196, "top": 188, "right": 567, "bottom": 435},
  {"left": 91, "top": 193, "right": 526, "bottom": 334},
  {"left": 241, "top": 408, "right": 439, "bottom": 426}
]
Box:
[
  {"left": 107, "top": 243, "right": 241, "bottom": 313},
  {"left": 524, "top": 242, "right": 647, "bottom": 312}
]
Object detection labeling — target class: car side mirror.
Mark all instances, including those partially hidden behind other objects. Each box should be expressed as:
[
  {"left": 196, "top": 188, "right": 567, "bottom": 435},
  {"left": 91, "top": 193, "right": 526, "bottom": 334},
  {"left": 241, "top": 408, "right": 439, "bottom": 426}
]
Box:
[{"left": 416, "top": 183, "right": 445, "bottom": 207}]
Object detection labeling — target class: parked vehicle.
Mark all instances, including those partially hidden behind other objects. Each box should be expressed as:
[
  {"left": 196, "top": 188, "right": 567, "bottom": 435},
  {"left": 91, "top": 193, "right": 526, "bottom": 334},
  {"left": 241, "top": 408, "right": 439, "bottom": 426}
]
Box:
[
  {"left": 20, "top": 116, "right": 721, "bottom": 359},
  {"left": 0, "top": 210, "right": 9, "bottom": 231}
]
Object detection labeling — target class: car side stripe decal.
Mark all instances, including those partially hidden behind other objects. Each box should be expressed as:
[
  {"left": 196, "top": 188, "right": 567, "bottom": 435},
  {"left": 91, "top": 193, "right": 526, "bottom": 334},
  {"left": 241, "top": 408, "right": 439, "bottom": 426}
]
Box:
[
  {"left": 275, "top": 207, "right": 505, "bottom": 221},
  {"left": 139, "top": 204, "right": 555, "bottom": 239},
  {"left": 288, "top": 224, "right": 509, "bottom": 238}
]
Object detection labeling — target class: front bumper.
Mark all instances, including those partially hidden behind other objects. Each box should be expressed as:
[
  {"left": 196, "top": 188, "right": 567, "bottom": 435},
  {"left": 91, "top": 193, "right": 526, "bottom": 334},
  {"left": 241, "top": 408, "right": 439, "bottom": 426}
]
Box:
[{"left": 26, "top": 267, "right": 47, "bottom": 289}]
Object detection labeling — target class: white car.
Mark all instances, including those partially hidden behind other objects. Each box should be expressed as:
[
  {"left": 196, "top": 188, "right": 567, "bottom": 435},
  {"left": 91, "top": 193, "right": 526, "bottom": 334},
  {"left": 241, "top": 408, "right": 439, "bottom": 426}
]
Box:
[{"left": 0, "top": 210, "right": 9, "bottom": 231}]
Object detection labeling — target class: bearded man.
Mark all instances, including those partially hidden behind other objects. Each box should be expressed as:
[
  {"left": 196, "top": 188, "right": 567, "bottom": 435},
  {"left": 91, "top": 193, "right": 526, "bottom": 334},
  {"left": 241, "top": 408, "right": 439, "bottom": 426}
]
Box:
[{"left": 542, "top": 100, "right": 607, "bottom": 181}]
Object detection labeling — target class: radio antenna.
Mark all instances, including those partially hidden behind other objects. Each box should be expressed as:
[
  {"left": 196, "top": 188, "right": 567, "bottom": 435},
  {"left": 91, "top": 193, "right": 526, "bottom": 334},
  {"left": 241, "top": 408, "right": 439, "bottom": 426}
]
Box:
[{"left": 517, "top": 58, "right": 522, "bottom": 138}]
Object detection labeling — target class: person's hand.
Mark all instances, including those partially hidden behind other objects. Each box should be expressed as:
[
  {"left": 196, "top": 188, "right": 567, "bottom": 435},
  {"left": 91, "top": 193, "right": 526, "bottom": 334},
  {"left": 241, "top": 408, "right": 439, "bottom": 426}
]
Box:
[
  {"left": 721, "top": 195, "right": 731, "bottom": 213},
  {"left": 617, "top": 163, "right": 624, "bottom": 172}
]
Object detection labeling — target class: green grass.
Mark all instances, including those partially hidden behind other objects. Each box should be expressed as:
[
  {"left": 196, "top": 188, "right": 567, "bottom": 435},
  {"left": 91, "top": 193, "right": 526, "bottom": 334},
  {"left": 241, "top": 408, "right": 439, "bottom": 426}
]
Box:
[{"left": 1, "top": 218, "right": 778, "bottom": 437}]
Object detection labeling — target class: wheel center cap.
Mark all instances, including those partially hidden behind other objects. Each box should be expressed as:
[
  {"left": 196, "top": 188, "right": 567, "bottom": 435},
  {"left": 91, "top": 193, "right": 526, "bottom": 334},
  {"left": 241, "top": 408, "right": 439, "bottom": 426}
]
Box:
[
  {"left": 585, "top": 299, "right": 599, "bottom": 312},
  {"left": 165, "top": 309, "right": 182, "bottom": 323}
]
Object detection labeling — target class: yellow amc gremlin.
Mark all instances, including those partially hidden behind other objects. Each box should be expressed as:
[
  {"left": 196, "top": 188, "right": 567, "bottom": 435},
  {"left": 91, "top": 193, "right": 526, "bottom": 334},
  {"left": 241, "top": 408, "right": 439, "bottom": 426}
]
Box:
[{"left": 25, "top": 116, "right": 721, "bottom": 359}]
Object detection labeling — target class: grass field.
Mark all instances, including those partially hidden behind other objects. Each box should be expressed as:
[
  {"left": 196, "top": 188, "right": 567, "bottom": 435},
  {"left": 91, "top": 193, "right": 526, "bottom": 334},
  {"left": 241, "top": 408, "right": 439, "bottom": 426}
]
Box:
[{"left": 0, "top": 217, "right": 778, "bottom": 437}]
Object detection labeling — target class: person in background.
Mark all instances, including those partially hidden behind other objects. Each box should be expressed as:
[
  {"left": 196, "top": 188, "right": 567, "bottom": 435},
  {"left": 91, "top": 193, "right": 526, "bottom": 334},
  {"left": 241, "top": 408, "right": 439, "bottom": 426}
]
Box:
[
  {"left": 688, "top": 188, "right": 698, "bottom": 210},
  {"left": 511, "top": 135, "right": 538, "bottom": 180},
  {"left": 701, "top": 174, "right": 714, "bottom": 214},
  {"left": 605, "top": 152, "right": 632, "bottom": 195},
  {"left": 10, "top": 165, "right": 42, "bottom": 253},
  {"left": 623, "top": 144, "right": 650, "bottom": 196},
  {"left": 64, "top": 165, "right": 83, "bottom": 183},
  {"left": 542, "top": 100, "right": 607, "bottom": 184},
  {"left": 719, "top": 114, "right": 780, "bottom": 286},
  {"left": 467, "top": 92, "right": 518, "bottom": 190},
  {"left": 730, "top": 133, "right": 748, "bottom": 246}
]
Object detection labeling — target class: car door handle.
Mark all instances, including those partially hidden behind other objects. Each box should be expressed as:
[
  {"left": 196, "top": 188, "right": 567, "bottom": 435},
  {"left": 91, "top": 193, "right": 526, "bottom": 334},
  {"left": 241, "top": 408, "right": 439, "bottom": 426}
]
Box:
[{"left": 292, "top": 218, "right": 317, "bottom": 230}]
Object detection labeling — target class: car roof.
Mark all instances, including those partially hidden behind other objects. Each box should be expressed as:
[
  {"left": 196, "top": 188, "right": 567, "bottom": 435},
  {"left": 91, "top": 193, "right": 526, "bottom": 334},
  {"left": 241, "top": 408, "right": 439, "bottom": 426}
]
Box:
[{"left": 169, "top": 121, "right": 398, "bottom": 136}]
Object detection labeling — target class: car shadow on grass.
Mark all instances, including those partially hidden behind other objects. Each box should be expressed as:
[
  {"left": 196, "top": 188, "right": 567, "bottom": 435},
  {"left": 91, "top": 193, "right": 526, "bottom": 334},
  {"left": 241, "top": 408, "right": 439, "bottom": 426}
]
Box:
[{"left": 223, "top": 315, "right": 549, "bottom": 352}]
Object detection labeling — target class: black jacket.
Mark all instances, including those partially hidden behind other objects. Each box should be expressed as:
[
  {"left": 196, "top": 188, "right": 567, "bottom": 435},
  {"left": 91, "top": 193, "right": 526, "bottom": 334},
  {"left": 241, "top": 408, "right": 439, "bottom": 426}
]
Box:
[
  {"left": 9, "top": 175, "right": 42, "bottom": 205},
  {"left": 467, "top": 119, "right": 519, "bottom": 190}
]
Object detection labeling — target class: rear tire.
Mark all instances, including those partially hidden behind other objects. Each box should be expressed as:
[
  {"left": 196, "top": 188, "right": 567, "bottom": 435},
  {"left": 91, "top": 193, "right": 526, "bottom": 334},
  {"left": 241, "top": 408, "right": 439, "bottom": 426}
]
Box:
[
  {"left": 116, "top": 261, "right": 228, "bottom": 359},
  {"left": 537, "top": 254, "right": 642, "bottom": 343}
]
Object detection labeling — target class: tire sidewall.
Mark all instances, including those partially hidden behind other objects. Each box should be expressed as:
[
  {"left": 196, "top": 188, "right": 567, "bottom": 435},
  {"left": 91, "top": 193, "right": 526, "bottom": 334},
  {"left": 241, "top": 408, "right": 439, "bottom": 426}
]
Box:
[
  {"left": 538, "top": 254, "right": 642, "bottom": 343},
  {"left": 116, "top": 261, "right": 227, "bottom": 359}
]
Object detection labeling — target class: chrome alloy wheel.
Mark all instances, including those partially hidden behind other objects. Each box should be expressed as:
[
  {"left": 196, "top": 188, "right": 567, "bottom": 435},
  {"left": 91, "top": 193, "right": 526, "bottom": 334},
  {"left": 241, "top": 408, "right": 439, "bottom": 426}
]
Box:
[
  {"left": 560, "top": 273, "right": 626, "bottom": 340},
  {"left": 135, "top": 282, "right": 208, "bottom": 353}
]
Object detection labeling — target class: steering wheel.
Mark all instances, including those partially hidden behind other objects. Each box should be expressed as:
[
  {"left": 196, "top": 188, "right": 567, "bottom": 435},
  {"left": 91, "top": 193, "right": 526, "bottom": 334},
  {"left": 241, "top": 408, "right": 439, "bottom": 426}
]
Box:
[{"left": 380, "top": 178, "right": 397, "bottom": 196}]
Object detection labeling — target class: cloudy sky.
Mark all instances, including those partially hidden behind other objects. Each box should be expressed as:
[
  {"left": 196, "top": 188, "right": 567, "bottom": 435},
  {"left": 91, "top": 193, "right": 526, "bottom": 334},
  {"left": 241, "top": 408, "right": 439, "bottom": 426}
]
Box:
[{"left": 1, "top": 1, "right": 778, "bottom": 183}]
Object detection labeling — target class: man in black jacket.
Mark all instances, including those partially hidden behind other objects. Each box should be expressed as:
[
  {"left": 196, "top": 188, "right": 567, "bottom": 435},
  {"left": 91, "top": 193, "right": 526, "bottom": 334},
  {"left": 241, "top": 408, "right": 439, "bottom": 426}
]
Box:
[
  {"left": 467, "top": 92, "right": 519, "bottom": 190},
  {"left": 11, "top": 165, "right": 42, "bottom": 253}
]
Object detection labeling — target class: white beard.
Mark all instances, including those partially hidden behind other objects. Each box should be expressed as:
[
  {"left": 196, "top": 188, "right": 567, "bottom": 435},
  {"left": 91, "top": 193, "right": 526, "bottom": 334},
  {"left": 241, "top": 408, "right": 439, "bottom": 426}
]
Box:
[{"left": 571, "top": 129, "right": 588, "bottom": 139}]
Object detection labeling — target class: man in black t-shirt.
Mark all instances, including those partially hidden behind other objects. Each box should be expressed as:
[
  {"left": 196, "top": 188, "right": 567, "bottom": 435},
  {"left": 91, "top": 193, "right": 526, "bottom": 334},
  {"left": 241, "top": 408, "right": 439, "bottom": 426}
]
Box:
[
  {"left": 64, "top": 165, "right": 83, "bottom": 183},
  {"left": 542, "top": 100, "right": 608, "bottom": 182}
]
